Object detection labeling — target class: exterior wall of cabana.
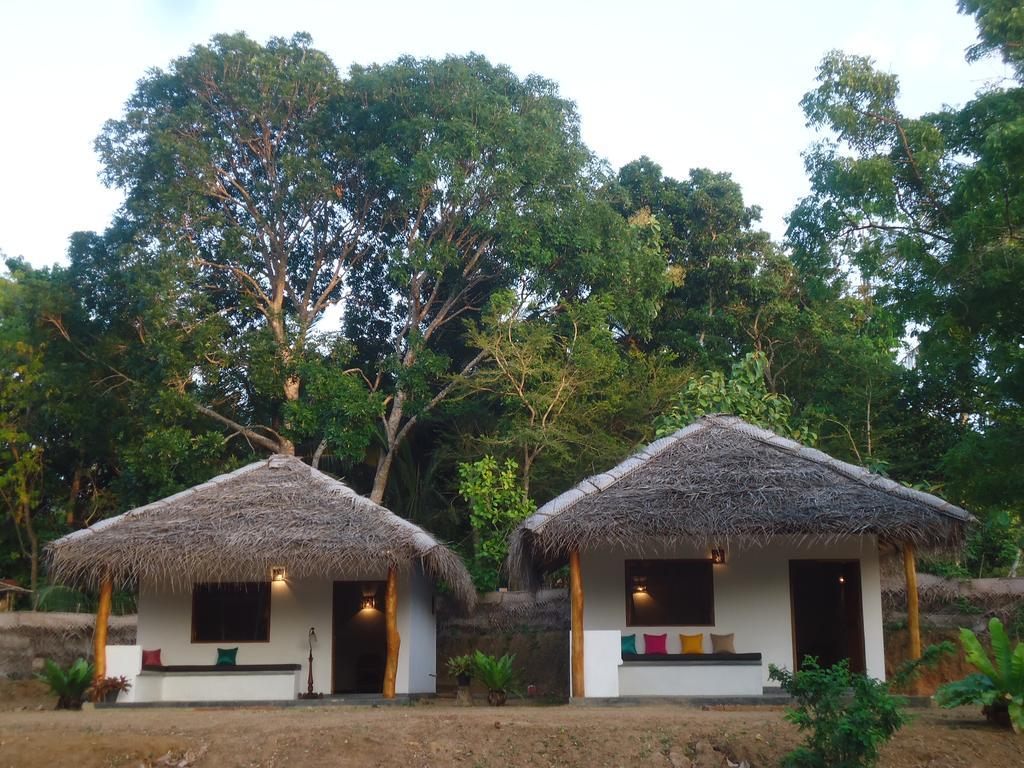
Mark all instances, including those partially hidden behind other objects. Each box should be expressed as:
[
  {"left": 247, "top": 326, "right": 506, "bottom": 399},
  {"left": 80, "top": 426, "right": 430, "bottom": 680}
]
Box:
[
  {"left": 109, "top": 567, "right": 436, "bottom": 703},
  {"left": 571, "top": 535, "right": 885, "bottom": 698}
]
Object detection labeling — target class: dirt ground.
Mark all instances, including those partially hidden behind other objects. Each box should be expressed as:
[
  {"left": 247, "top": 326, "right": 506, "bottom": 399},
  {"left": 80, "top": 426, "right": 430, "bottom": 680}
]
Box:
[{"left": 1, "top": 682, "right": 1022, "bottom": 768}]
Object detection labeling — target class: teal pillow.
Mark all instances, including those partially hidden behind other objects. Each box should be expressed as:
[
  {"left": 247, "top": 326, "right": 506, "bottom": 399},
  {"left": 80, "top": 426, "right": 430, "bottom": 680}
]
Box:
[
  {"left": 216, "top": 647, "right": 238, "bottom": 666},
  {"left": 621, "top": 634, "right": 637, "bottom": 655}
]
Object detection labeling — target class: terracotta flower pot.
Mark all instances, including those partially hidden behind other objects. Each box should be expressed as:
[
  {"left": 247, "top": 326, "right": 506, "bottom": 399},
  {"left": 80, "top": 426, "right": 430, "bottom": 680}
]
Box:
[{"left": 487, "top": 689, "right": 507, "bottom": 706}]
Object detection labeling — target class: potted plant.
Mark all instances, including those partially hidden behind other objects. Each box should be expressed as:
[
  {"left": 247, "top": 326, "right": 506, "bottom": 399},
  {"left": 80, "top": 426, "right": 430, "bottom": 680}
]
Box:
[
  {"left": 446, "top": 654, "right": 474, "bottom": 687},
  {"left": 936, "top": 617, "right": 1024, "bottom": 731},
  {"left": 90, "top": 675, "right": 132, "bottom": 704},
  {"left": 36, "top": 658, "right": 94, "bottom": 710},
  {"left": 472, "top": 650, "right": 517, "bottom": 706}
]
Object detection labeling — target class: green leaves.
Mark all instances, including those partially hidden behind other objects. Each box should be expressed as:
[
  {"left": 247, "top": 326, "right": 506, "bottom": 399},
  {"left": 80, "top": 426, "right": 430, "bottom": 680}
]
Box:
[
  {"left": 471, "top": 650, "right": 517, "bottom": 694},
  {"left": 769, "top": 658, "right": 907, "bottom": 768},
  {"left": 458, "top": 456, "right": 535, "bottom": 591},
  {"left": 937, "top": 618, "right": 1024, "bottom": 732},
  {"left": 37, "top": 658, "right": 94, "bottom": 710},
  {"left": 654, "top": 351, "right": 814, "bottom": 442}
]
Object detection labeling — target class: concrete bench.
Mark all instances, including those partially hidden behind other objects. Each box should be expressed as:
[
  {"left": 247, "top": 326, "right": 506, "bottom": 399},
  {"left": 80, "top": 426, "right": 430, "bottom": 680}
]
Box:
[{"left": 618, "top": 652, "right": 763, "bottom": 696}]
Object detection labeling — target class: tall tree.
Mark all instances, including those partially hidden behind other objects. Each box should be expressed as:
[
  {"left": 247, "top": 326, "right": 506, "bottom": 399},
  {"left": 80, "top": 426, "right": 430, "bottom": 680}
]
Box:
[
  {"left": 96, "top": 32, "right": 377, "bottom": 455},
  {"left": 788, "top": 0, "right": 1024, "bottom": 511}
]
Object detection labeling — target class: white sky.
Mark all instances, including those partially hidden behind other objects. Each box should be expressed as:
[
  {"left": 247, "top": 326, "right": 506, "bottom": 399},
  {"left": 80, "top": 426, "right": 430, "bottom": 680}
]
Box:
[{"left": 0, "top": 0, "right": 1010, "bottom": 267}]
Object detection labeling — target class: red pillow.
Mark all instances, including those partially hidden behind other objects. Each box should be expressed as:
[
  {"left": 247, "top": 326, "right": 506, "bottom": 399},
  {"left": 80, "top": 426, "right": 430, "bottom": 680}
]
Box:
[
  {"left": 643, "top": 633, "right": 668, "bottom": 654},
  {"left": 141, "top": 648, "right": 162, "bottom": 667}
]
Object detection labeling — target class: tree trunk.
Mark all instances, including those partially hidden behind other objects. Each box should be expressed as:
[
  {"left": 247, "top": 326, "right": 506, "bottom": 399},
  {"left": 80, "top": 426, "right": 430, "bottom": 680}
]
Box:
[
  {"left": 93, "top": 578, "right": 113, "bottom": 684},
  {"left": 569, "top": 549, "right": 585, "bottom": 699},
  {"left": 371, "top": 392, "right": 406, "bottom": 505},
  {"left": 382, "top": 567, "right": 400, "bottom": 699}
]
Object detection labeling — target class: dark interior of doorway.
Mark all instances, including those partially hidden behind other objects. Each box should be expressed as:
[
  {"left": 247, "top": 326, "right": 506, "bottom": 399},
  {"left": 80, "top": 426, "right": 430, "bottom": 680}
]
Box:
[
  {"left": 332, "top": 580, "right": 386, "bottom": 694},
  {"left": 789, "top": 560, "right": 865, "bottom": 674}
]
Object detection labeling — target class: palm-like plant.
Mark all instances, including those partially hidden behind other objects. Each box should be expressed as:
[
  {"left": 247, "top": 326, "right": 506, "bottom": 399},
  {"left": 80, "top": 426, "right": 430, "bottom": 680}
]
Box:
[
  {"left": 936, "top": 618, "right": 1024, "bottom": 731},
  {"left": 472, "top": 651, "right": 517, "bottom": 706},
  {"left": 37, "top": 658, "right": 94, "bottom": 710}
]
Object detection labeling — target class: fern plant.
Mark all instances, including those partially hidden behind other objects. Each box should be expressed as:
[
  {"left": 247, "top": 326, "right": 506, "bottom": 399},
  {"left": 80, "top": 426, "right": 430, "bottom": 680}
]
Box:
[
  {"left": 37, "top": 658, "right": 94, "bottom": 709},
  {"left": 472, "top": 651, "right": 517, "bottom": 705},
  {"left": 935, "top": 617, "right": 1024, "bottom": 731}
]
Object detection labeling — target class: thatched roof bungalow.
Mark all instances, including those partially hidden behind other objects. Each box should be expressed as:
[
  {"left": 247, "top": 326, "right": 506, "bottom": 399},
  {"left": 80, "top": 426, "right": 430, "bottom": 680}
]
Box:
[
  {"left": 509, "top": 415, "right": 971, "bottom": 699},
  {"left": 46, "top": 454, "right": 474, "bottom": 704}
]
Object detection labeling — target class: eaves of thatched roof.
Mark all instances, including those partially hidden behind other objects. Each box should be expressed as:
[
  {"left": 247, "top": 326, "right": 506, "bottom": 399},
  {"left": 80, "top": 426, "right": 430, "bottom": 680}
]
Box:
[
  {"left": 46, "top": 455, "right": 475, "bottom": 608},
  {"left": 509, "top": 415, "right": 973, "bottom": 589}
]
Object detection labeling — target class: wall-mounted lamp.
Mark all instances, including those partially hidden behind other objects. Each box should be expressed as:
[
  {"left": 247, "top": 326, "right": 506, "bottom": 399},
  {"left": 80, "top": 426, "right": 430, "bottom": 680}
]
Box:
[
  {"left": 631, "top": 576, "right": 648, "bottom": 594},
  {"left": 361, "top": 595, "right": 377, "bottom": 610},
  {"left": 271, "top": 566, "right": 287, "bottom": 582},
  {"left": 838, "top": 575, "right": 846, "bottom": 585},
  {"left": 711, "top": 548, "right": 727, "bottom": 565}
]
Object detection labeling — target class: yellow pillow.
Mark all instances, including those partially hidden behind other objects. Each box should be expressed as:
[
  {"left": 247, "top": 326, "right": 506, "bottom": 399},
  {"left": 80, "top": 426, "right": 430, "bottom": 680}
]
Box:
[{"left": 680, "top": 633, "right": 704, "bottom": 654}]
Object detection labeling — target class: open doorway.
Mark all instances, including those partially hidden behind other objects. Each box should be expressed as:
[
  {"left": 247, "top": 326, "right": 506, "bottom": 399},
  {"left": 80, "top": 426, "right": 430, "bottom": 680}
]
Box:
[
  {"left": 332, "top": 581, "right": 386, "bottom": 693},
  {"left": 789, "top": 560, "right": 865, "bottom": 674}
]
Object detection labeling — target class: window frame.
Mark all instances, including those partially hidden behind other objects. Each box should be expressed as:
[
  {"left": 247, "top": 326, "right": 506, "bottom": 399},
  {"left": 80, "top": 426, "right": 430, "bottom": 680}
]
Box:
[
  {"left": 190, "top": 581, "right": 272, "bottom": 644},
  {"left": 624, "top": 558, "right": 716, "bottom": 627}
]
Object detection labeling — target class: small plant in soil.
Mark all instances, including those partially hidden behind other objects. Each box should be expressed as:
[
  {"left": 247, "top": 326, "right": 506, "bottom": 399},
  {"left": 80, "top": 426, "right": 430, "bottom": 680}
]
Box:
[
  {"left": 472, "top": 650, "right": 517, "bottom": 706},
  {"left": 37, "top": 658, "right": 94, "bottom": 710},
  {"left": 90, "top": 674, "right": 132, "bottom": 703},
  {"left": 935, "top": 617, "right": 1024, "bottom": 732},
  {"left": 769, "top": 657, "right": 907, "bottom": 768},
  {"left": 446, "top": 654, "right": 475, "bottom": 686}
]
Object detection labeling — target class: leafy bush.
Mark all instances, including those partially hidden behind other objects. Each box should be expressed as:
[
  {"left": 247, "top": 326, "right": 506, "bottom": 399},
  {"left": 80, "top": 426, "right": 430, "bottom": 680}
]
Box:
[
  {"left": 37, "top": 658, "right": 93, "bottom": 710},
  {"left": 768, "top": 658, "right": 907, "bottom": 768},
  {"left": 472, "top": 650, "right": 517, "bottom": 693},
  {"left": 458, "top": 457, "right": 535, "bottom": 591},
  {"left": 935, "top": 617, "right": 1024, "bottom": 731},
  {"left": 916, "top": 556, "right": 970, "bottom": 581},
  {"left": 445, "top": 654, "right": 474, "bottom": 681}
]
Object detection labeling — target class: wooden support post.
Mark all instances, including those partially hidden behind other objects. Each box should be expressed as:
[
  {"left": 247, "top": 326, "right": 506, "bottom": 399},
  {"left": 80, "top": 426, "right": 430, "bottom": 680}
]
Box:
[
  {"left": 903, "top": 543, "right": 921, "bottom": 661},
  {"left": 93, "top": 577, "right": 113, "bottom": 683},
  {"left": 569, "top": 549, "right": 585, "bottom": 699},
  {"left": 382, "top": 566, "right": 400, "bottom": 699}
]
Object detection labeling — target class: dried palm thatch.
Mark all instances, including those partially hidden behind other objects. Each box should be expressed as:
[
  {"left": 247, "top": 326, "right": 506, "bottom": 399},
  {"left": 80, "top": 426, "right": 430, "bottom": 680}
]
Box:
[
  {"left": 509, "top": 415, "right": 973, "bottom": 589},
  {"left": 46, "top": 455, "right": 475, "bottom": 608}
]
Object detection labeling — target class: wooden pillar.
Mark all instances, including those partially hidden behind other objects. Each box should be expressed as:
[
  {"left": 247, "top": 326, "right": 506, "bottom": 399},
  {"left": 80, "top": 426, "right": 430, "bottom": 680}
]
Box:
[
  {"left": 93, "top": 577, "right": 113, "bottom": 683},
  {"left": 569, "top": 549, "right": 585, "bottom": 699},
  {"left": 382, "top": 566, "right": 400, "bottom": 699},
  {"left": 903, "top": 543, "right": 921, "bottom": 661}
]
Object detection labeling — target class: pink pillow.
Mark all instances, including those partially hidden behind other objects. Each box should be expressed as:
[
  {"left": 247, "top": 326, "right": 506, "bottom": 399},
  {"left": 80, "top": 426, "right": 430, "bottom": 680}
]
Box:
[
  {"left": 643, "top": 633, "right": 668, "bottom": 654},
  {"left": 141, "top": 648, "right": 162, "bottom": 667}
]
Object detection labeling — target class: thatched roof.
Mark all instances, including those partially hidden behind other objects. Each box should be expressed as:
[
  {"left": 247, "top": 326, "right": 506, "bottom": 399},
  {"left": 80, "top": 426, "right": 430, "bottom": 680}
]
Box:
[
  {"left": 509, "top": 415, "right": 973, "bottom": 588},
  {"left": 46, "top": 455, "right": 475, "bottom": 608}
]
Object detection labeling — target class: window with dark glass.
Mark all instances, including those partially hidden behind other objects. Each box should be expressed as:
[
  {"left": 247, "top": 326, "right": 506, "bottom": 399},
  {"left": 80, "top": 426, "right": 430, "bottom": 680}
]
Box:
[
  {"left": 625, "top": 559, "right": 714, "bottom": 626},
  {"left": 192, "top": 582, "right": 271, "bottom": 642}
]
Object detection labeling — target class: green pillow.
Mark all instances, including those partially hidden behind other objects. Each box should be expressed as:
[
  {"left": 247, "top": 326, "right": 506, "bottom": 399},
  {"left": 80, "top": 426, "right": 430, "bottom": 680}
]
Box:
[
  {"left": 621, "top": 634, "right": 637, "bottom": 655},
  {"left": 216, "top": 647, "right": 238, "bottom": 666}
]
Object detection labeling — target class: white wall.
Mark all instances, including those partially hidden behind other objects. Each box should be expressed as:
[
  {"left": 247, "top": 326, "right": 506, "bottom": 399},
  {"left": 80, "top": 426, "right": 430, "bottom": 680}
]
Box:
[
  {"left": 578, "top": 535, "right": 885, "bottom": 695},
  {"left": 138, "top": 568, "right": 438, "bottom": 699}
]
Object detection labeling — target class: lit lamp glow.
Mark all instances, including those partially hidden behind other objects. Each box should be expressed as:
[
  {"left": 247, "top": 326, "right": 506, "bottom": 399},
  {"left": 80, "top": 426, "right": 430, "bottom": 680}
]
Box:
[
  {"left": 711, "top": 548, "right": 726, "bottom": 565},
  {"left": 632, "top": 576, "right": 648, "bottom": 594},
  {"left": 271, "top": 566, "right": 287, "bottom": 582},
  {"left": 361, "top": 595, "right": 377, "bottom": 610}
]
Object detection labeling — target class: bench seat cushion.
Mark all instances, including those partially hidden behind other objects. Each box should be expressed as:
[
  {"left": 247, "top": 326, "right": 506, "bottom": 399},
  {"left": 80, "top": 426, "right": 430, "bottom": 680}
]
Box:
[
  {"left": 621, "top": 652, "right": 761, "bottom": 663},
  {"left": 141, "top": 663, "right": 301, "bottom": 673}
]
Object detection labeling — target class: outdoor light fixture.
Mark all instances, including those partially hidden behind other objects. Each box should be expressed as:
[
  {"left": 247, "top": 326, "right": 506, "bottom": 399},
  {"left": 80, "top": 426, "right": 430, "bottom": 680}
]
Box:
[
  {"left": 838, "top": 575, "right": 846, "bottom": 585},
  {"left": 271, "top": 566, "right": 287, "bottom": 582},
  {"left": 361, "top": 595, "right": 377, "bottom": 610},
  {"left": 632, "top": 576, "right": 648, "bottom": 594},
  {"left": 711, "top": 548, "right": 727, "bottom": 565}
]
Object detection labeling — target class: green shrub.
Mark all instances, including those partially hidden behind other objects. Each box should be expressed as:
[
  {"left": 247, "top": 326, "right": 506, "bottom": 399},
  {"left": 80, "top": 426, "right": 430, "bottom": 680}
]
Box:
[
  {"left": 37, "top": 658, "right": 93, "bottom": 710},
  {"left": 472, "top": 650, "right": 517, "bottom": 693},
  {"left": 768, "top": 658, "right": 907, "bottom": 768},
  {"left": 445, "top": 654, "right": 474, "bottom": 681},
  {"left": 935, "top": 617, "right": 1024, "bottom": 731}
]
